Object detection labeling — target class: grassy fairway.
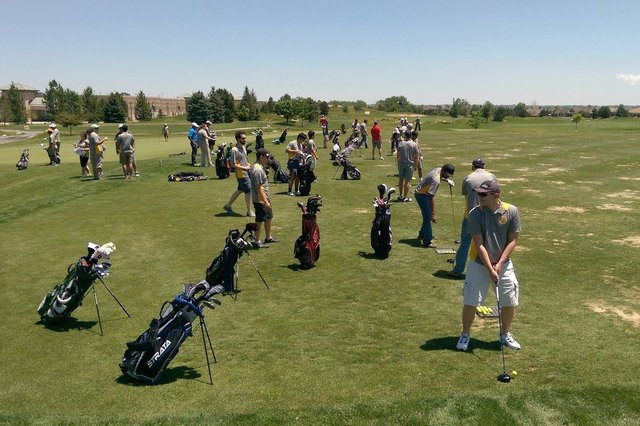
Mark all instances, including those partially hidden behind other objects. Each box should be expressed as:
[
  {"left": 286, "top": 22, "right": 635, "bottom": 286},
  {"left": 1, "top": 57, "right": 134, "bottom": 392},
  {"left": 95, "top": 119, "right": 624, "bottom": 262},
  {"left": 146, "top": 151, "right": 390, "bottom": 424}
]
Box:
[{"left": 0, "top": 113, "right": 638, "bottom": 424}]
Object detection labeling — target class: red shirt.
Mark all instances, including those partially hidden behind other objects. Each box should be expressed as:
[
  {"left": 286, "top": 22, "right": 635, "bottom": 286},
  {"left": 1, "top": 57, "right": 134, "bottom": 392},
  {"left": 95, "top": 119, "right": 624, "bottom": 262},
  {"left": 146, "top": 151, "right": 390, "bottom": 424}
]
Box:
[
  {"left": 320, "top": 117, "right": 327, "bottom": 127},
  {"left": 371, "top": 124, "right": 381, "bottom": 141}
]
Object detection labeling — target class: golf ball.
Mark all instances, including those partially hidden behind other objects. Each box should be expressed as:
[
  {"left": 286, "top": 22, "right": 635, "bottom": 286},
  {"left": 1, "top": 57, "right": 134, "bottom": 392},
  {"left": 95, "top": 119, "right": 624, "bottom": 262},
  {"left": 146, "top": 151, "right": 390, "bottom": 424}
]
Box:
[{"left": 511, "top": 370, "right": 518, "bottom": 376}]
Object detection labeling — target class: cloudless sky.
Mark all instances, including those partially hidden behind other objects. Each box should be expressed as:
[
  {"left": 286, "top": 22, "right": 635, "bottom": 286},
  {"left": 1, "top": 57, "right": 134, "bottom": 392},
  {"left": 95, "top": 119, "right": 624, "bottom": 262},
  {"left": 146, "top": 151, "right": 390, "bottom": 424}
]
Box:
[{"left": 3, "top": 0, "right": 640, "bottom": 105}]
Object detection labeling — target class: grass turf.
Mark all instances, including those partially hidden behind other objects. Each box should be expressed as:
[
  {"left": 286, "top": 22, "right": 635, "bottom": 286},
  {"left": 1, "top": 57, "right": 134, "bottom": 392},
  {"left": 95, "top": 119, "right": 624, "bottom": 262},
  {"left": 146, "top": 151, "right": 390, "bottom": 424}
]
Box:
[{"left": 0, "top": 112, "right": 638, "bottom": 424}]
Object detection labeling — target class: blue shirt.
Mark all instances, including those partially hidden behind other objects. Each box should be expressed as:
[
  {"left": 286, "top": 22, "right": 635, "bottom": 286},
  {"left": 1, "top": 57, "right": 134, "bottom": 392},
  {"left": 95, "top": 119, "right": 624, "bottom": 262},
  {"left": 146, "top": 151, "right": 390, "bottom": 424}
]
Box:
[{"left": 188, "top": 128, "right": 197, "bottom": 143}]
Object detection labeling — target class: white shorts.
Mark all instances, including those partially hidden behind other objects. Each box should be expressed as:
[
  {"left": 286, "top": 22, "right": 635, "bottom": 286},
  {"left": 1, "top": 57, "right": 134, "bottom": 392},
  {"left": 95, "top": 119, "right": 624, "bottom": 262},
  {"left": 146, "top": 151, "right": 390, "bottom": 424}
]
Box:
[{"left": 463, "top": 260, "right": 519, "bottom": 307}]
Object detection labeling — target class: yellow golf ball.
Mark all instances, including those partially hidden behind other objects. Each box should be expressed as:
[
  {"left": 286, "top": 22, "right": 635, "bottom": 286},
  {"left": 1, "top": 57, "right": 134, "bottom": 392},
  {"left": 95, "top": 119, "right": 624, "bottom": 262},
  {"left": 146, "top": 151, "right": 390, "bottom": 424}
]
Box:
[{"left": 511, "top": 370, "right": 518, "bottom": 376}]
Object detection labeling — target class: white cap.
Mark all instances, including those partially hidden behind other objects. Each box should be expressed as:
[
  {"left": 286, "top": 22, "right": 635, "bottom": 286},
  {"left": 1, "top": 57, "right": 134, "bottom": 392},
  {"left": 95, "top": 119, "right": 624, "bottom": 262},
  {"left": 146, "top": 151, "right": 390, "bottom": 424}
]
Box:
[
  {"left": 205, "top": 120, "right": 212, "bottom": 125},
  {"left": 118, "top": 123, "right": 124, "bottom": 129},
  {"left": 91, "top": 123, "right": 100, "bottom": 129},
  {"left": 191, "top": 122, "right": 198, "bottom": 127},
  {"left": 49, "top": 123, "right": 57, "bottom": 128}
]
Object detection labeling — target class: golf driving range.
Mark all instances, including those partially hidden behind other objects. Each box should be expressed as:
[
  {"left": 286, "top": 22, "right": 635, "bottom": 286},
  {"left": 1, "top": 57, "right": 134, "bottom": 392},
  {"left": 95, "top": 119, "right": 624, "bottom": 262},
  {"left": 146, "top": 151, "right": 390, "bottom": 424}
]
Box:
[{"left": 0, "top": 113, "right": 638, "bottom": 424}]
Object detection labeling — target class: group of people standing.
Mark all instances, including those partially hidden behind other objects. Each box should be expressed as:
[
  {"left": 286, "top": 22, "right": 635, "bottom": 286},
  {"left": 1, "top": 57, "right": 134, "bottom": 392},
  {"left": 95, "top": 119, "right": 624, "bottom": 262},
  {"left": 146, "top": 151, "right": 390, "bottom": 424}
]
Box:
[{"left": 187, "top": 121, "right": 217, "bottom": 167}]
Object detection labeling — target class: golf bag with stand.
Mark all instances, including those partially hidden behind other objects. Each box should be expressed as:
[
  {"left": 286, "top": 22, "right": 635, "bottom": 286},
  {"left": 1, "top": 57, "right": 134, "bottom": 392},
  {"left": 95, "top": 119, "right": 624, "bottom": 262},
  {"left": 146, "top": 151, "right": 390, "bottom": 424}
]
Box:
[
  {"left": 268, "top": 156, "right": 289, "bottom": 184},
  {"left": 371, "top": 184, "right": 395, "bottom": 258},
  {"left": 119, "top": 281, "right": 224, "bottom": 385},
  {"left": 37, "top": 242, "right": 129, "bottom": 330},
  {"left": 16, "top": 149, "right": 29, "bottom": 170},
  {"left": 333, "top": 145, "right": 361, "bottom": 180},
  {"left": 294, "top": 195, "right": 322, "bottom": 268},
  {"left": 215, "top": 143, "right": 230, "bottom": 179},
  {"left": 298, "top": 154, "right": 316, "bottom": 196}
]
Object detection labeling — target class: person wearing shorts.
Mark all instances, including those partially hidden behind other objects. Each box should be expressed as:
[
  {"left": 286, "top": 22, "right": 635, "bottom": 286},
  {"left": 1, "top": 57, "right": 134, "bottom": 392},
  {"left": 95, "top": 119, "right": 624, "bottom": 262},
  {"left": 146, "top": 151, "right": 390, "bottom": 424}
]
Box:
[
  {"left": 395, "top": 134, "right": 419, "bottom": 201},
  {"left": 370, "top": 120, "right": 383, "bottom": 160},
  {"left": 116, "top": 124, "right": 135, "bottom": 179},
  {"left": 249, "top": 148, "right": 278, "bottom": 248},
  {"left": 456, "top": 178, "right": 522, "bottom": 352},
  {"left": 223, "top": 131, "right": 254, "bottom": 217},
  {"left": 286, "top": 132, "right": 306, "bottom": 195}
]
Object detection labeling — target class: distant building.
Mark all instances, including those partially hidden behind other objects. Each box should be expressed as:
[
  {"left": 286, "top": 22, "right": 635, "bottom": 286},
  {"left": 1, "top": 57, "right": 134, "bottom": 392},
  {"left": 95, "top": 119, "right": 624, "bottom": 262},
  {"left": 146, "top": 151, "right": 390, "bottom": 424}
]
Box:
[{"left": 0, "top": 82, "right": 45, "bottom": 122}]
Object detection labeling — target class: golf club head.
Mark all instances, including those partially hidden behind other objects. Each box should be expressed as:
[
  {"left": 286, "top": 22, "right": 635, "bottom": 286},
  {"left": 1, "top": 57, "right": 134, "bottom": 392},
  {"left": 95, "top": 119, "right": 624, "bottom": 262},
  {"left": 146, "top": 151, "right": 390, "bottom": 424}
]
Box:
[
  {"left": 377, "top": 183, "right": 387, "bottom": 199},
  {"left": 201, "top": 300, "right": 218, "bottom": 310},
  {"left": 497, "top": 372, "right": 511, "bottom": 383},
  {"left": 386, "top": 187, "right": 396, "bottom": 201}
]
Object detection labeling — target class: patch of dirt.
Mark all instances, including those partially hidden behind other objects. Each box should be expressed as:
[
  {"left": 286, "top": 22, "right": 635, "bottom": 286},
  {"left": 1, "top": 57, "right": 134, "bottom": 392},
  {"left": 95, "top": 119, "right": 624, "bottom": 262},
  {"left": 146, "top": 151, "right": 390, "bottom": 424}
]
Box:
[
  {"left": 575, "top": 180, "right": 601, "bottom": 185},
  {"left": 498, "top": 177, "right": 526, "bottom": 183},
  {"left": 514, "top": 245, "right": 530, "bottom": 252},
  {"left": 597, "top": 204, "right": 633, "bottom": 212},
  {"left": 619, "top": 177, "right": 640, "bottom": 181},
  {"left": 523, "top": 189, "right": 542, "bottom": 194},
  {"left": 612, "top": 235, "right": 640, "bottom": 247},
  {"left": 605, "top": 190, "right": 640, "bottom": 200},
  {"left": 586, "top": 301, "right": 640, "bottom": 328},
  {"left": 546, "top": 206, "right": 586, "bottom": 213},
  {"left": 354, "top": 208, "right": 370, "bottom": 214},
  {"left": 550, "top": 181, "right": 566, "bottom": 186}
]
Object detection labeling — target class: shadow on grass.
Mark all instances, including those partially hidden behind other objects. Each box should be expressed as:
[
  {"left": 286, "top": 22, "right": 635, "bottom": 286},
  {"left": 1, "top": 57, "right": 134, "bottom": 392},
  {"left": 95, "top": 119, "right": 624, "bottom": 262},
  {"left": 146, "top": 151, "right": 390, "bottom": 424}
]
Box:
[
  {"left": 356, "top": 251, "right": 387, "bottom": 260},
  {"left": 420, "top": 336, "right": 500, "bottom": 352},
  {"left": 284, "top": 263, "right": 315, "bottom": 271},
  {"left": 213, "top": 211, "right": 244, "bottom": 218},
  {"left": 116, "top": 365, "right": 203, "bottom": 387},
  {"left": 432, "top": 270, "right": 465, "bottom": 281},
  {"left": 36, "top": 317, "right": 98, "bottom": 332},
  {"left": 398, "top": 238, "right": 422, "bottom": 248}
]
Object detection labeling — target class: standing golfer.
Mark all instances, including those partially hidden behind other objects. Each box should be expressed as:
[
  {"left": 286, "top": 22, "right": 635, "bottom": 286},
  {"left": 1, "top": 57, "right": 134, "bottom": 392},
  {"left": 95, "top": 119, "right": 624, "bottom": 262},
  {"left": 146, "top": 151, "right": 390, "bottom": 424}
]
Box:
[
  {"left": 223, "top": 131, "right": 254, "bottom": 217},
  {"left": 286, "top": 132, "right": 306, "bottom": 196},
  {"left": 88, "top": 124, "right": 106, "bottom": 180},
  {"left": 449, "top": 158, "right": 495, "bottom": 278},
  {"left": 396, "top": 133, "right": 420, "bottom": 202},
  {"left": 116, "top": 124, "right": 135, "bottom": 179},
  {"left": 456, "top": 178, "right": 521, "bottom": 352},
  {"left": 187, "top": 122, "right": 198, "bottom": 166},
  {"left": 414, "top": 164, "right": 455, "bottom": 248},
  {"left": 162, "top": 123, "right": 170, "bottom": 142},
  {"left": 249, "top": 148, "right": 278, "bottom": 248},
  {"left": 371, "top": 120, "right": 383, "bottom": 160}
]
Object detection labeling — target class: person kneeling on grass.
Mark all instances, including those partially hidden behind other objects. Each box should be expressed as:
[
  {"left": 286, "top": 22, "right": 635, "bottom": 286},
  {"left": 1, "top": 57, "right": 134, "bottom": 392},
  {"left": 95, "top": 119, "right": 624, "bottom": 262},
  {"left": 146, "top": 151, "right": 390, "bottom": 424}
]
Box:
[
  {"left": 456, "top": 178, "right": 522, "bottom": 352},
  {"left": 249, "top": 148, "right": 279, "bottom": 249}
]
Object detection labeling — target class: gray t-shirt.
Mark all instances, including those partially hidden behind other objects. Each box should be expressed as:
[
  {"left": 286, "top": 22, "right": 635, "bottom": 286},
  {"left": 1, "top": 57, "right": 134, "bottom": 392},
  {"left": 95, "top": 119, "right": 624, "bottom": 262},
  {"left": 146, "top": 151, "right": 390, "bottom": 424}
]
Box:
[
  {"left": 468, "top": 201, "right": 521, "bottom": 264},
  {"left": 250, "top": 163, "right": 270, "bottom": 204},
  {"left": 88, "top": 132, "right": 102, "bottom": 159},
  {"left": 231, "top": 145, "right": 249, "bottom": 178},
  {"left": 117, "top": 132, "right": 135, "bottom": 153},
  {"left": 462, "top": 169, "right": 496, "bottom": 214},
  {"left": 415, "top": 167, "right": 442, "bottom": 196},
  {"left": 196, "top": 128, "right": 208, "bottom": 145},
  {"left": 396, "top": 139, "right": 419, "bottom": 164}
]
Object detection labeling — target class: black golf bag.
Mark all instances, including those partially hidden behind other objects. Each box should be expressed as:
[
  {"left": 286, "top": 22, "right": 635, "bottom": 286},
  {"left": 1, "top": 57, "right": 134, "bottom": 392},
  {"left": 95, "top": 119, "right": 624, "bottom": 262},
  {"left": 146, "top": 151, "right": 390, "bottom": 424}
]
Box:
[
  {"left": 255, "top": 130, "right": 264, "bottom": 150},
  {"left": 371, "top": 185, "right": 394, "bottom": 258},
  {"left": 298, "top": 154, "right": 316, "bottom": 196},
  {"left": 120, "top": 281, "right": 224, "bottom": 385},
  {"left": 168, "top": 171, "right": 208, "bottom": 182},
  {"left": 204, "top": 225, "right": 256, "bottom": 293},
  {"left": 328, "top": 131, "right": 341, "bottom": 161},
  {"left": 294, "top": 195, "right": 322, "bottom": 268},
  {"left": 333, "top": 145, "right": 361, "bottom": 180},
  {"left": 215, "top": 143, "right": 230, "bottom": 179},
  {"left": 268, "top": 156, "right": 289, "bottom": 183},
  {"left": 37, "top": 242, "right": 117, "bottom": 324},
  {"left": 16, "top": 149, "right": 29, "bottom": 170}
]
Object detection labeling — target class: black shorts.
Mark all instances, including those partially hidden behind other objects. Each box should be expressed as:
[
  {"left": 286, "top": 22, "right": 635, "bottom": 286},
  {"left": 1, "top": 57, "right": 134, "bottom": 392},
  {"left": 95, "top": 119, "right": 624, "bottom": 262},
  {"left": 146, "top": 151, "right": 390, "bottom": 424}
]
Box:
[
  {"left": 287, "top": 159, "right": 299, "bottom": 176},
  {"left": 253, "top": 202, "right": 273, "bottom": 222}
]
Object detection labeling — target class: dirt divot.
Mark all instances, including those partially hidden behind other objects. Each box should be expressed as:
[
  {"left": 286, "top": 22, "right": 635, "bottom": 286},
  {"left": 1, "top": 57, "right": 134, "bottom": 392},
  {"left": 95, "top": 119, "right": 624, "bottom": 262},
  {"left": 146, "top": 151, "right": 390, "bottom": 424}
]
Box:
[
  {"left": 597, "top": 204, "right": 632, "bottom": 212},
  {"left": 612, "top": 235, "right": 640, "bottom": 247},
  {"left": 586, "top": 301, "right": 640, "bottom": 328},
  {"left": 546, "top": 206, "right": 586, "bottom": 213}
]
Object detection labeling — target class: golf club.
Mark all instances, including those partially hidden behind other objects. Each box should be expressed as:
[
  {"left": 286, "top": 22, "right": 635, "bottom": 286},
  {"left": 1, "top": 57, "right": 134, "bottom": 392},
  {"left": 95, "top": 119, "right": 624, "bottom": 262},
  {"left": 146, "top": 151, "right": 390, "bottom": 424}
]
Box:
[
  {"left": 377, "top": 183, "right": 387, "bottom": 199},
  {"left": 386, "top": 187, "right": 396, "bottom": 202},
  {"left": 448, "top": 185, "right": 460, "bottom": 244},
  {"left": 495, "top": 280, "right": 511, "bottom": 383}
]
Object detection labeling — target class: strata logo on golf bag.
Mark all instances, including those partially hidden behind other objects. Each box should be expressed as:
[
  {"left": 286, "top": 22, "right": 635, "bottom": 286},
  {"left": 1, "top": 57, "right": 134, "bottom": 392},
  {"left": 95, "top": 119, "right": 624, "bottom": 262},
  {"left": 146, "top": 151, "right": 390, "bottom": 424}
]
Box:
[
  {"left": 120, "top": 281, "right": 224, "bottom": 385},
  {"left": 298, "top": 154, "right": 316, "bottom": 196},
  {"left": 294, "top": 195, "right": 322, "bottom": 268},
  {"left": 371, "top": 184, "right": 395, "bottom": 258}
]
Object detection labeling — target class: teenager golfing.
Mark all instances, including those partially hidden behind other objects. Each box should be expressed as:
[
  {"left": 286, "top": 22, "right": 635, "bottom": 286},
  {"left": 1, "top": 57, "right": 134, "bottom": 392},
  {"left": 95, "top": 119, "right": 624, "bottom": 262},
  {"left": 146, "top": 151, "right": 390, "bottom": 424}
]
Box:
[{"left": 456, "top": 178, "right": 522, "bottom": 352}]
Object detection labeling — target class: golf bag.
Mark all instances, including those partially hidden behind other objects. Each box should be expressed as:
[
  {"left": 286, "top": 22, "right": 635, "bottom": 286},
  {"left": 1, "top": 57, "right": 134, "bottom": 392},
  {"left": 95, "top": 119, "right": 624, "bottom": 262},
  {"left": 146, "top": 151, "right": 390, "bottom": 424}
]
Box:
[
  {"left": 255, "top": 130, "right": 264, "bottom": 150},
  {"left": 371, "top": 185, "right": 394, "bottom": 258},
  {"left": 37, "top": 242, "right": 117, "bottom": 324},
  {"left": 294, "top": 195, "right": 322, "bottom": 268},
  {"left": 268, "top": 156, "right": 289, "bottom": 183},
  {"left": 333, "top": 145, "right": 361, "bottom": 180},
  {"left": 204, "top": 224, "right": 257, "bottom": 293},
  {"left": 16, "top": 149, "right": 29, "bottom": 170},
  {"left": 298, "top": 154, "right": 316, "bottom": 196},
  {"left": 120, "top": 281, "right": 224, "bottom": 385},
  {"left": 329, "top": 131, "right": 341, "bottom": 161},
  {"left": 215, "top": 143, "right": 230, "bottom": 179},
  {"left": 168, "top": 171, "right": 208, "bottom": 182}
]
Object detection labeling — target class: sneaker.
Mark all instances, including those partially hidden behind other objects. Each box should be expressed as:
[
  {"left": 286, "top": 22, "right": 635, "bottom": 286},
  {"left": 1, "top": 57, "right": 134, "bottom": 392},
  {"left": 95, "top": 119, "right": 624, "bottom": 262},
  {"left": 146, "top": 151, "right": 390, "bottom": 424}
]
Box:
[
  {"left": 397, "top": 196, "right": 405, "bottom": 202},
  {"left": 500, "top": 332, "right": 521, "bottom": 350},
  {"left": 288, "top": 191, "right": 295, "bottom": 196},
  {"left": 403, "top": 197, "right": 412, "bottom": 202},
  {"left": 223, "top": 205, "right": 233, "bottom": 214},
  {"left": 447, "top": 270, "right": 464, "bottom": 279},
  {"left": 264, "top": 236, "right": 279, "bottom": 243},
  {"left": 135, "top": 172, "right": 140, "bottom": 176},
  {"left": 422, "top": 243, "right": 437, "bottom": 248},
  {"left": 456, "top": 332, "right": 470, "bottom": 351},
  {"left": 379, "top": 156, "right": 384, "bottom": 160},
  {"left": 251, "top": 241, "right": 270, "bottom": 249},
  {"left": 247, "top": 211, "right": 255, "bottom": 217}
]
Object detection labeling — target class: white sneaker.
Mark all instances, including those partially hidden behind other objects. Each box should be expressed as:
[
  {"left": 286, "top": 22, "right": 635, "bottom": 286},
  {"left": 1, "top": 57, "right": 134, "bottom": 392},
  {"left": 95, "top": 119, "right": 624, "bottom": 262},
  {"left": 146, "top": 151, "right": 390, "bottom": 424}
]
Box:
[
  {"left": 288, "top": 192, "right": 295, "bottom": 196},
  {"left": 456, "top": 332, "right": 470, "bottom": 351},
  {"left": 500, "top": 332, "right": 521, "bottom": 350},
  {"left": 246, "top": 211, "right": 255, "bottom": 217}
]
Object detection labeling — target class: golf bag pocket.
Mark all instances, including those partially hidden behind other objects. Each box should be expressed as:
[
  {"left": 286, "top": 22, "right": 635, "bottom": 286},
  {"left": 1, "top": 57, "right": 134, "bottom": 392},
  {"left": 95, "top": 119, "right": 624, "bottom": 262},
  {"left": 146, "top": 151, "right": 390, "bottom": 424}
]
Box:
[{"left": 294, "top": 235, "right": 314, "bottom": 268}]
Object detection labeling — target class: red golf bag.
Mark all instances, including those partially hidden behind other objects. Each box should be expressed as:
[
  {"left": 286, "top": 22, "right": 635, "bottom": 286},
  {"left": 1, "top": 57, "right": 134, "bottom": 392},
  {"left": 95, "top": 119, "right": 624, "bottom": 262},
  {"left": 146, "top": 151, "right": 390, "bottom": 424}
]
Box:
[{"left": 294, "top": 195, "right": 322, "bottom": 268}]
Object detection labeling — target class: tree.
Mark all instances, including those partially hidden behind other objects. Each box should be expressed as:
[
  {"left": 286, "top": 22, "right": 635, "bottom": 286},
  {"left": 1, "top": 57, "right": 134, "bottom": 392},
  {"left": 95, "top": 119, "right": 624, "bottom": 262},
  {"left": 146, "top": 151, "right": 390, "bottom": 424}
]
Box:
[
  {"left": 236, "top": 106, "right": 250, "bottom": 122},
  {"left": 215, "top": 88, "right": 235, "bottom": 122},
  {"left": 597, "top": 106, "right": 611, "bottom": 119},
  {"left": 43, "top": 80, "right": 64, "bottom": 121},
  {"left": 134, "top": 91, "right": 153, "bottom": 121},
  {"left": 468, "top": 110, "right": 482, "bottom": 130},
  {"left": 6, "top": 83, "right": 27, "bottom": 124},
  {"left": 81, "top": 87, "right": 100, "bottom": 123},
  {"left": 239, "top": 86, "right": 260, "bottom": 120},
  {"left": 261, "top": 96, "right": 276, "bottom": 114},
  {"left": 275, "top": 96, "right": 295, "bottom": 124},
  {"left": 207, "top": 87, "right": 225, "bottom": 123},
  {"left": 376, "top": 96, "right": 411, "bottom": 112},
  {"left": 571, "top": 113, "right": 583, "bottom": 130},
  {"left": 57, "top": 112, "right": 84, "bottom": 135},
  {"left": 513, "top": 102, "right": 528, "bottom": 117},
  {"left": 295, "top": 97, "right": 319, "bottom": 127},
  {"left": 103, "top": 92, "right": 128, "bottom": 123},
  {"left": 0, "top": 96, "right": 9, "bottom": 124},
  {"left": 318, "top": 100, "right": 329, "bottom": 116},
  {"left": 493, "top": 106, "right": 508, "bottom": 122},
  {"left": 353, "top": 100, "right": 367, "bottom": 112},
  {"left": 450, "top": 98, "right": 470, "bottom": 118},
  {"left": 481, "top": 101, "right": 494, "bottom": 123},
  {"left": 186, "top": 91, "right": 211, "bottom": 124},
  {"left": 616, "top": 104, "right": 629, "bottom": 118}
]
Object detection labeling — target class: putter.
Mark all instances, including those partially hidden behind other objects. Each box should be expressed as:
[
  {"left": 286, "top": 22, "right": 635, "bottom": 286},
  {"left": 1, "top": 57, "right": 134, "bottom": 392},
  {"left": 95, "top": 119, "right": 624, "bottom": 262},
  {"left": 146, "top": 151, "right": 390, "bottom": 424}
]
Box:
[{"left": 495, "top": 280, "right": 511, "bottom": 383}]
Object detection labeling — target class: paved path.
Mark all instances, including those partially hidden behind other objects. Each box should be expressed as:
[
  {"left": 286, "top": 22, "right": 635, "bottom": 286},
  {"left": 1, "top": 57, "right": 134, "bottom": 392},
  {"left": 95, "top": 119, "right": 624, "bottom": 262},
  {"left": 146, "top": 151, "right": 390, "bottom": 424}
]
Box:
[{"left": 0, "top": 131, "right": 39, "bottom": 145}]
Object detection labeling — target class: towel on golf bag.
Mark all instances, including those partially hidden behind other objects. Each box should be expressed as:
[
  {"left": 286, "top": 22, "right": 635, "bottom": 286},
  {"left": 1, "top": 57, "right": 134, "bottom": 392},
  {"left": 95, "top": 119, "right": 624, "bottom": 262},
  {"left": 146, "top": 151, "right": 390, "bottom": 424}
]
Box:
[{"left": 168, "top": 171, "right": 208, "bottom": 182}]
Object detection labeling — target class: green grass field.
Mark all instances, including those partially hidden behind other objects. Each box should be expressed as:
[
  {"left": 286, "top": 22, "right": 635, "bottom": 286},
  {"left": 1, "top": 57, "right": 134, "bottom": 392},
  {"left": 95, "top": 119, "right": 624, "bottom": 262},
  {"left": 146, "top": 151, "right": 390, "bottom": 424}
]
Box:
[{"left": 0, "top": 111, "right": 639, "bottom": 425}]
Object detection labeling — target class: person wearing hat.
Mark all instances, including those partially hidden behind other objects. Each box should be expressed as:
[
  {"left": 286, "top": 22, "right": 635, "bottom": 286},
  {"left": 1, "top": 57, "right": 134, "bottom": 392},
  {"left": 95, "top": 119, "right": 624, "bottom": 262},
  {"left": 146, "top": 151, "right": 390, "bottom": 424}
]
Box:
[
  {"left": 163, "top": 123, "right": 170, "bottom": 142},
  {"left": 187, "top": 122, "right": 199, "bottom": 166},
  {"left": 204, "top": 120, "right": 216, "bottom": 154},
  {"left": 223, "top": 131, "right": 254, "bottom": 217},
  {"left": 88, "top": 124, "right": 106, "bottom": 180},
  {"left": 370, "top": 120, "right": 383, "bottom": 160},
  {"left": 249, "top": 148, "right": 278, "bottom": 248},
  {"left": 456, "top": 178, "right": 522, "bottom": 352},
  {"left": 448, "top": 159, "right": 496, "bottom": 278},
  {"left": 414, "top": 163, "right": 455, "bottom": 248},
  {"left": 49, "top": 123, "right": 61, "bottom": 163},
  {"left": 196, "top": 123, "right": 215, "bottom": 167},
  {"left": 320, "top": 114, "right": 329, "bottom": 149}
]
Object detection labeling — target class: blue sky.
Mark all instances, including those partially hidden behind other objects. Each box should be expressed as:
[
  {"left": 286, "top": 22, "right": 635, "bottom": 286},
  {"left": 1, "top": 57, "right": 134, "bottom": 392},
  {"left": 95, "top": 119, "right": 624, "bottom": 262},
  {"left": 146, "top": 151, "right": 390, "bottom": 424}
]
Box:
[{"left": 3, "top": 0, "right": 639, "bottom": 105}]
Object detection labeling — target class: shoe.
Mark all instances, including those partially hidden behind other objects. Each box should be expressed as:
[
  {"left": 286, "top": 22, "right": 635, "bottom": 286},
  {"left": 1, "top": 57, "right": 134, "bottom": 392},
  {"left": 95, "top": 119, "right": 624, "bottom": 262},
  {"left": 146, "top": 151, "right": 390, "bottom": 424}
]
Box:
[
  {"left": 288, "top": 192, "right": 295, "bottom": 196},
  {"left": 135, "top": 172, "right": 140, "bottom": 176},
  {"left": 264, "top": 237, "right": 279, "bottom": 243},
  {"left": 397, "top": 196, "right": 405, "bottom": 202},
  {"left": 500, "top": 332, "right": 521, "bottom": 350},
  {"left": 456, "top": 332, "right": 470, "bottom": 351},
  {"left": 251, "top": 241, "right": 270, "bottom": 249},
  {"left": 403, "top": 197, "right": 412, "bottom": 202},
  {"left": 380, "top": 156, "right": 384, "bottom": 160},
  {"left": 247, "top": 211, "right": 255, "bottom": 217},
  {"left": 422, "top": 243, "right": 437, "bottom": 248},
  {"left": 223, "top": 205, "right": 233, "bottom": 214},
  {"left": 447, "top": 270, "right": 464, "bottom": 279}
]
